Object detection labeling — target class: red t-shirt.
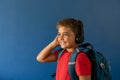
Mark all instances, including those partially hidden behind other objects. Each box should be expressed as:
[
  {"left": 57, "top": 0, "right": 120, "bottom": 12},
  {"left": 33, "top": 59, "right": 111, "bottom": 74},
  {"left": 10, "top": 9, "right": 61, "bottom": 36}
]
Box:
[{"left": 55, "top": 50, "right": 91, "bottom": 80}]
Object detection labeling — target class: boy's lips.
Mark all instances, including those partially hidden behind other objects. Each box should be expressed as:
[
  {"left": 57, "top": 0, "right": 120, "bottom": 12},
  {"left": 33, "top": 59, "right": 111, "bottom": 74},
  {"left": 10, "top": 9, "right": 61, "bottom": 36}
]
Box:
[{"left": 59, "top": 41, "right": 66, "bottom": 45}]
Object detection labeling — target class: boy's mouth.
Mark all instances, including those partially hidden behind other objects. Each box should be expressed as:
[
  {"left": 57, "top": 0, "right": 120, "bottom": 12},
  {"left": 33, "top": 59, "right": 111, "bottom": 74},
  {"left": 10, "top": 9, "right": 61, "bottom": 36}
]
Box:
[{"left": 59, "top": 41, "right": 66, "bottom": 45}]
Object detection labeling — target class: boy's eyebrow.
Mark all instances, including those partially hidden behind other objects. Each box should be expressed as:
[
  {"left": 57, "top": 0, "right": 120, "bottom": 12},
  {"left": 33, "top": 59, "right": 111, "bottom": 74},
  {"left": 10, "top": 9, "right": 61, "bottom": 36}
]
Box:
[{"left": 58, "top": 32, "right": 69, "bottom": 34}]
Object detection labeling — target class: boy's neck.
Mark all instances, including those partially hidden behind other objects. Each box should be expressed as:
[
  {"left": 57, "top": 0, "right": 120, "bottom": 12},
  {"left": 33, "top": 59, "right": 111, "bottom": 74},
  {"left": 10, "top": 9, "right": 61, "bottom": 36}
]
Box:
[{"left": 66, "top": 45, "right": 78, "bottom": 52}]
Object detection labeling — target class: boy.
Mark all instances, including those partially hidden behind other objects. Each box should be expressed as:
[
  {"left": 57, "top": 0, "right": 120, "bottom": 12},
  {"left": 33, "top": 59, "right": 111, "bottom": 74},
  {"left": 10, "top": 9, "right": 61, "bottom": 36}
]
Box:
[{"left": 36, "top": 18, "right": 91, "bottom": 80}]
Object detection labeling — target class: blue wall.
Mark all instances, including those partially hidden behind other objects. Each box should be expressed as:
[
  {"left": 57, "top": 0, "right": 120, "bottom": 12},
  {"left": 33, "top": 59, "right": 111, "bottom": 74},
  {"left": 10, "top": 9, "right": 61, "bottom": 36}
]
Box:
[{"left": 0, "top": 0, "right": 120, "bottom": 80}]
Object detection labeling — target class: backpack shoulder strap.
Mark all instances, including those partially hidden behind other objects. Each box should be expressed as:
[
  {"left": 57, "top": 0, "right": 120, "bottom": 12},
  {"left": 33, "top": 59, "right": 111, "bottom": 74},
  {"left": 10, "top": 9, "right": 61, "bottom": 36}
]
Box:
[
  {"left": 68, "top": 43, "right": 93, "bottom": 80},
  {"left": 68, "top": 48, "right": 79, "bottom": 80},
  {"left": 57, "top": 48, "right": 65, "bottom": 62}
]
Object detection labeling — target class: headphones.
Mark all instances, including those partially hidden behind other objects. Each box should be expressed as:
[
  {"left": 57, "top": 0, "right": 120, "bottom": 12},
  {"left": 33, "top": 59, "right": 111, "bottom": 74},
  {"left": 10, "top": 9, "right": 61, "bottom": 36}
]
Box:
[{"left": 75, "top": 33, "right": 84, "bottom": 44}]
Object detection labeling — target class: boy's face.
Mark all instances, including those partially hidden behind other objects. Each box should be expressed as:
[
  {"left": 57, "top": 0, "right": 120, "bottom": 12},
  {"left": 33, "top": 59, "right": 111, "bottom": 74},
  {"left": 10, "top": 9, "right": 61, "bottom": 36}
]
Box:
[{"left": 57, "top": 26, "right": 77, "bottom": 50}]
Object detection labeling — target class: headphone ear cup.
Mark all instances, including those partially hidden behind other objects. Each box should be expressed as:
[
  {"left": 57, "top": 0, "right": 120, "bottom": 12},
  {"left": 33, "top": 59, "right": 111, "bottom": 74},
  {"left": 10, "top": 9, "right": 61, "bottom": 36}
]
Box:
[{"left": 75, "top": 34, "right": 82, "bottom": 44}]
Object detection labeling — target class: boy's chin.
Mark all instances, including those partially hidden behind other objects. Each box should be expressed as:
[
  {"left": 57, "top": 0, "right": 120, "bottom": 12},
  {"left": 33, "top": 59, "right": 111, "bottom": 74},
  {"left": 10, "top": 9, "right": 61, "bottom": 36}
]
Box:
[{"left": 60, "top": 46, "right": 67, "bottom": 49}]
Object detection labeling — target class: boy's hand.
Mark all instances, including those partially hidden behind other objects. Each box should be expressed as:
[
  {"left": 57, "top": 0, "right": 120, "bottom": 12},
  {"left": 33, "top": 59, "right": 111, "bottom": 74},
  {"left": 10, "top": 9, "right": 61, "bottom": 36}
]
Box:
[
  {"left": 37, "top": 36, "right": 59, "bottom": 62},
  {"left": 51, "top": 36, "right": 59, "bottom": 47}
]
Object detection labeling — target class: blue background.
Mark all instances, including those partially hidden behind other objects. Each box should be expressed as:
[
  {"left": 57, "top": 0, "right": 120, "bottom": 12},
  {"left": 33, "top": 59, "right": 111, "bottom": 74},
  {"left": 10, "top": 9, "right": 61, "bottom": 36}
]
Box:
[{"left": 0, "top": 0, "right": 120, "bottom": 80}]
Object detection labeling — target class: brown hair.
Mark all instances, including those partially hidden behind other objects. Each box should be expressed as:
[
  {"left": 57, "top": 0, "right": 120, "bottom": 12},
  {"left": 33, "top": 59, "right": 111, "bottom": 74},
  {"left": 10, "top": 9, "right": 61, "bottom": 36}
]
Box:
[{"left": 56, "top": 18, "right": 84, "bottom": 43}]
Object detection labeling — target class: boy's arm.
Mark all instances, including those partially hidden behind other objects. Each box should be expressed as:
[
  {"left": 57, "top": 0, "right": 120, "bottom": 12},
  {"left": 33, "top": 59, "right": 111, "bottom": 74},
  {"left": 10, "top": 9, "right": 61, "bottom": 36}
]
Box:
[
  {"left": 79, "top": 75, "right": 91, "bottom": 80},
  {"left": 36, "top": 36, "right": 59, "bottom": 62}
]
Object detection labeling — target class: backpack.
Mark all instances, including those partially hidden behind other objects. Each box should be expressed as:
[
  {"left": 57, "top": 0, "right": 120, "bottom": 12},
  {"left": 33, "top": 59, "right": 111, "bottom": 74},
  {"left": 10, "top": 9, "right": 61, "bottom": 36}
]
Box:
[{"left": 58, "top": 43, "right": 112, "bottom": 80}]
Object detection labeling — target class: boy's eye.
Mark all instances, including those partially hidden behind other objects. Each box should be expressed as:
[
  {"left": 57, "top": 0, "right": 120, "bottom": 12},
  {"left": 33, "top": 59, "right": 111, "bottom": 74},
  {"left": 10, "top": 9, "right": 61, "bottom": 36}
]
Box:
[
  {"left": 57, "top": 32, "right": 70, "bottom": 37},
  {"left": 57, "top": 33, "right": 60, "bottom": 36}
]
